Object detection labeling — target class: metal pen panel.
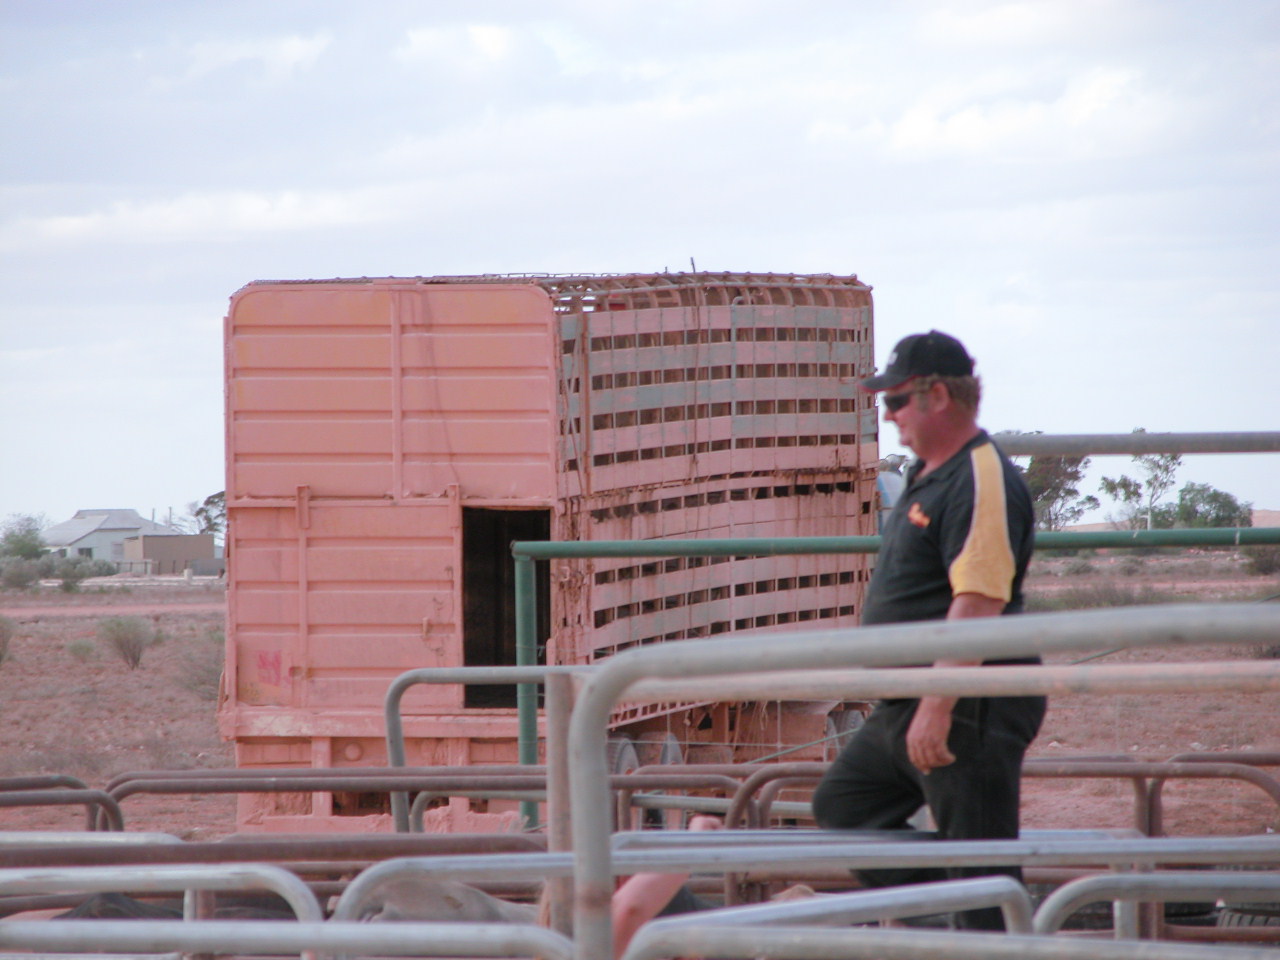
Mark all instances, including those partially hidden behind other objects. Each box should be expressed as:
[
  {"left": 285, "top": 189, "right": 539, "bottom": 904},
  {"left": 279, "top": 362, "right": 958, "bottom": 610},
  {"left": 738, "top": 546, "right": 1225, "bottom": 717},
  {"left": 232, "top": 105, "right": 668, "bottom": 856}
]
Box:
[
  {"left": 1034, "top": 871, "right": 1280, "bottom": 935},
  {"left": 0, "top": 863, "right": 322, "bottom": 922},
  {"left": 565, "top": 603, "right": 1280, "bottom": 960}
]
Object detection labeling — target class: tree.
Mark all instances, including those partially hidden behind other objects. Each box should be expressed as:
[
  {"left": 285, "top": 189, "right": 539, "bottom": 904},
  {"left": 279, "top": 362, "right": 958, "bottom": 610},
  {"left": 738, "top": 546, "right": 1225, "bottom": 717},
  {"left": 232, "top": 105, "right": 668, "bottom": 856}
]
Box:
[
  {"left": 0, "top": 514, "right": 47, "bottom": 560},
  {"left": 176, "top": 492, "right": 226, "bottom": 540},
  {"left": 1151, "top": 482, "right": 1252, "bottom": 529},
  {"left": 193, "top": 491, "right": 226, "bottom": 538},
  {"left": 1023, "top": 455, "right": 1101, "bottom": 531},
  {"left": 1099, "top": 430, "right": 1182, "bottom": 530}
]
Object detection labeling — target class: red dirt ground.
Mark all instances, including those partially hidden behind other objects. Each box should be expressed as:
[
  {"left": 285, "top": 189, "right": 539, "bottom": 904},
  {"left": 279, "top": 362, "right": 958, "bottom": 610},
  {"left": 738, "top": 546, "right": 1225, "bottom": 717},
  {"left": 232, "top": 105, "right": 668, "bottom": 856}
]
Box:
[{"left": 1, "top": 551, "right": 1277, "bottom": 840}]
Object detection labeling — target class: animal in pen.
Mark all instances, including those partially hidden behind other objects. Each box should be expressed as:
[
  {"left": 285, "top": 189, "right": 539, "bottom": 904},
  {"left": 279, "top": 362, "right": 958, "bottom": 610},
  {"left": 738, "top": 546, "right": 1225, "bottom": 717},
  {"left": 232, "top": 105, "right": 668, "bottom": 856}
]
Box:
[{"left": 221, "top": 272, "right": 881, "bottom": 831}]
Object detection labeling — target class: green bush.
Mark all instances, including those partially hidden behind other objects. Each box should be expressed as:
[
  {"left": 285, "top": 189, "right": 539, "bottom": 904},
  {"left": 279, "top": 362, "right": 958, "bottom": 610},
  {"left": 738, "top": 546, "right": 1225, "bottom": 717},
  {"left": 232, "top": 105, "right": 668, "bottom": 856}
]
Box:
[
  {"left": 0, "top": 558, "right": 40, "bottom": 590},
  {"left": 0, "top": 615, "right": 16, "bottom": 665},
  {"left": 1244, "top": 546, "right": 1280, "bottom": 577},
  {"left": 56, "top": 558, "right": 91, "bottom": 592},
  {"left": 66, "top": 639, "right": 95, "bottom": 662},
  {"left": 97, "top": 616, "right": 158, "bottom": 670}
]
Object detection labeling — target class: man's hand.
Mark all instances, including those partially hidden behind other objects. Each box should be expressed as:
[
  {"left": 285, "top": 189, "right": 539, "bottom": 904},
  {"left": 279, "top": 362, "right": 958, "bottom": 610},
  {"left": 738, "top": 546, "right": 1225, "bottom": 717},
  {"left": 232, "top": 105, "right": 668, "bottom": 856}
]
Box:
[
  {"left": 908, "top": 592, "right": 1005, "bottom": 774},
  {"left": 906, "top": 695, "right": 956, "bottom": 774}
]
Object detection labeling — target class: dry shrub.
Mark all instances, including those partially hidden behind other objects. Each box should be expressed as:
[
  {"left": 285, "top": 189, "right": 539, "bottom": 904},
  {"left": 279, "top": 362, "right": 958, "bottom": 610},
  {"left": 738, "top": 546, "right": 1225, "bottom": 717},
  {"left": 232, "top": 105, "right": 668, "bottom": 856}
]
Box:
[
  {"left": 1063, "top": 558, "right": 1094, "bottom": 576},
  {"left": 1027, "top": 582, "right": 1179, "bottom": 613},
  {"left": 66, "top": 638, "right": 95, "bottom": 662},
  {"left": 0, "top": 615, "right": 15, "bottom": 665},
  {"left": 1244, "top": 546, "right": 1280, "bottom": 576},
  {"left": 96, "top": 616, "right": 158, "bottom": 670},
  {"left": 179, "top": 627, "right": 225, "bottom": 701},
  {"left": 1118, "top": 558, "right": 1145, "bottom": 577}
]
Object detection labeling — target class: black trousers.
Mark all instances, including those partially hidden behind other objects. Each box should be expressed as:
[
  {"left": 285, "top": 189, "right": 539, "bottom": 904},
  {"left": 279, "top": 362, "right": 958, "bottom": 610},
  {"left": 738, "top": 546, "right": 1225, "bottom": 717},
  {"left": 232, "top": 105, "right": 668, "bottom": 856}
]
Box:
[{"left": 811, "top": 695, "right": 1046, "bottom": 930}]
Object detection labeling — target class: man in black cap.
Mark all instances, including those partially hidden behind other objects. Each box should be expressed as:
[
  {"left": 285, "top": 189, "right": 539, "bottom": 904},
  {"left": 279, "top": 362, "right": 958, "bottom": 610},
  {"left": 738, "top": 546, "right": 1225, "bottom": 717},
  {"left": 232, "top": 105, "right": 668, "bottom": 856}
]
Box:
[{"left": 811, "top": 330, "right": 1045, "bottom": 931}]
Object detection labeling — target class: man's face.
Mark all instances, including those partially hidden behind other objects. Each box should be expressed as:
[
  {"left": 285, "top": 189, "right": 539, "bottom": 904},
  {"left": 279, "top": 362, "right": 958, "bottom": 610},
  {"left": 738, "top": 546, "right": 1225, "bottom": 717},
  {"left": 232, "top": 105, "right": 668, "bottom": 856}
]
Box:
[{"left": 881, "top": 379, "right": 930, "bottom": 454}]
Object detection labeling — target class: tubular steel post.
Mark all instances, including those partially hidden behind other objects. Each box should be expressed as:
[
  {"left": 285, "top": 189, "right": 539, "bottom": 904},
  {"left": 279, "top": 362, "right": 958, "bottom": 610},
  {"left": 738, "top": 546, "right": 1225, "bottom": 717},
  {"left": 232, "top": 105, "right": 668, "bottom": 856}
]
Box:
[
  {"left": 515, "top": 553, "right": 539, "bottom": 828},
  {"left": 566, "top": 603, "right": 1280, "bottom": 960},
  {"left": 545, "top": 671, "right": 575, "bottom": 936}
]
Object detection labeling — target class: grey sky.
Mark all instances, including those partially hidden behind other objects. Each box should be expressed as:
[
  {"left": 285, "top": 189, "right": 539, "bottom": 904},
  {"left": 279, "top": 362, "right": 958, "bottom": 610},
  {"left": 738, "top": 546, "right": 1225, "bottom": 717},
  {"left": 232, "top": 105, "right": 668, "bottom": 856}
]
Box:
[{"left": 2, "top": 0, "right": 1277, "bottom": 527}]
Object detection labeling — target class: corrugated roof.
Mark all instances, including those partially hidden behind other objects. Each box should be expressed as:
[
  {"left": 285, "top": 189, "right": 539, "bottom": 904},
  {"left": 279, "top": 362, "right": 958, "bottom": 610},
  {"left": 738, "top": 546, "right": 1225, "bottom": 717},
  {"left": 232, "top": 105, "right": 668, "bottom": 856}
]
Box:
[{"left": 43, "top": 509, "right": 183, "bottom": 546}]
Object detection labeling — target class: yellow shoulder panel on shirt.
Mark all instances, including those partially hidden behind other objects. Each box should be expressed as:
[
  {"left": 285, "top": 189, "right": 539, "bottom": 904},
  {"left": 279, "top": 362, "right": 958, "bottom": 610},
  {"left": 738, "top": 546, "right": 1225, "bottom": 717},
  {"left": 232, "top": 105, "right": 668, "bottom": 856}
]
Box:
[{"left": 948, "top": 442, "right": 1015, "bottom": 602}]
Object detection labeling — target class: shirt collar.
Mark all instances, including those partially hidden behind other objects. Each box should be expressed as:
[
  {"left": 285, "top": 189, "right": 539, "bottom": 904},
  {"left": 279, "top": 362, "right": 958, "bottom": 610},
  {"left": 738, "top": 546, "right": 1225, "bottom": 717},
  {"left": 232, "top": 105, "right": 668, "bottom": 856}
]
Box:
[{"left": 905, "top": 429, "right": 991, "bottom": 489}]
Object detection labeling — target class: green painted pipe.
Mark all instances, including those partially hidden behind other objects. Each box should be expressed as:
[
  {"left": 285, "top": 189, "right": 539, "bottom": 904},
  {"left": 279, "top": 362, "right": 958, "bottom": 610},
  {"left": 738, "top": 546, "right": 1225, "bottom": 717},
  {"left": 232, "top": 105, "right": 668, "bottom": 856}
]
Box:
[
  {"left": 514, "top": 555, "right": 539, "bottom": 828},
  {"left": 1036, "top": 528, "right": 1278, "bottom": 549},
  {"left": 513, "top": 527, "right": 1277, "bottom": 560}
]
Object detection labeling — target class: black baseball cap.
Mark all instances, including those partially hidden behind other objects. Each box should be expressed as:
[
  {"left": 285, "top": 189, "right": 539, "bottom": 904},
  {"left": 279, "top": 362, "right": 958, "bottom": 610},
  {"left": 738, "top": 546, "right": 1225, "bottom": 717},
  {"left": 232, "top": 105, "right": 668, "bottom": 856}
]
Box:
[{"left": 859, "top": 330, "right": 974, "bottom": 392}]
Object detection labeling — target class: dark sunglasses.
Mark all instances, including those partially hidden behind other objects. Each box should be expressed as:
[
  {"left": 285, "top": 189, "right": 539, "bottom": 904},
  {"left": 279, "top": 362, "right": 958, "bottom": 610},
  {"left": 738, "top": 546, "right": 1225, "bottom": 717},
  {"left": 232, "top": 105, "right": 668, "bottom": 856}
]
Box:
[{"left": 882, "top": 390, "right": 922, "bottom": 413}]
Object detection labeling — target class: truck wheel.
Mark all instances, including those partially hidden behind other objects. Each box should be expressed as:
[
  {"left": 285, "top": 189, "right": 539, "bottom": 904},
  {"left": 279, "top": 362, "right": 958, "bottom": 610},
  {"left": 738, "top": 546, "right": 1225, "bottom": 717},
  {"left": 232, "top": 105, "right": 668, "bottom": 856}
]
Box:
[
  {"left": 1217, "top": 904, "right": 1280, "bottom": 927},
  {"left": 636, "top": 731, "right": 683, "bottom": 767},
  {"left": 607, "top": 737, "right": 640, "bottom": 774},
  {"left": 824, "top": 708, "right": 866, "bottom": 758}
]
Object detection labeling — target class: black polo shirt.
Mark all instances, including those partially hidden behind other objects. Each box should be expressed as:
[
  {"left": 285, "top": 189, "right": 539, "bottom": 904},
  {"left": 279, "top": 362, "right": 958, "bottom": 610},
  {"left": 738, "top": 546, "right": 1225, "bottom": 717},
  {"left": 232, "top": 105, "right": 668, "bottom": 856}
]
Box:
[{"left": 863, "top": 430, "right": 1034, "bottom": 637}]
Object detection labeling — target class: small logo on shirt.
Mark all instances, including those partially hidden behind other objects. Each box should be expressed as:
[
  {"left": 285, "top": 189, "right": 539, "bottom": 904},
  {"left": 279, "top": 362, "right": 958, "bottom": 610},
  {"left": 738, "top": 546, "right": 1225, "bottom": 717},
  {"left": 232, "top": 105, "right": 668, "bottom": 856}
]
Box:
[{"left": 907, "top": 502, "right": 931, "bottom": 528}]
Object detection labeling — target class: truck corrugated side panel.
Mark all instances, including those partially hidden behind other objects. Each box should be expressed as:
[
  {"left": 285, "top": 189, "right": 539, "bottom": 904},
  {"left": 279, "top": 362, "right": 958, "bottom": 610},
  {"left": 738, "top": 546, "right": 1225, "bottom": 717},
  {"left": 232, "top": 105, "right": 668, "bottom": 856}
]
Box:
[{"left": 224, "top": 280, "right": 557, "bottom": 748}]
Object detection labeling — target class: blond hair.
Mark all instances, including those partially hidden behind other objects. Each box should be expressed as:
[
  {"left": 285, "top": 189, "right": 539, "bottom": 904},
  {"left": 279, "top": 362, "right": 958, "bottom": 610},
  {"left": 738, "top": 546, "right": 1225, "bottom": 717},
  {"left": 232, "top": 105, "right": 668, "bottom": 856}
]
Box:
[{"left": 916, "top": 374, "right": 981, "bottom": 414}]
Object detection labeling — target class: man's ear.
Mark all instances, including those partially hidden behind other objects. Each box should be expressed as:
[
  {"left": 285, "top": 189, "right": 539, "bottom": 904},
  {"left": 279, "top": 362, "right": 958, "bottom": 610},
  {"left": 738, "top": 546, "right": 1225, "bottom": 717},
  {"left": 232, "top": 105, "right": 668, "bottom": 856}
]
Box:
[{"left": 919, "top": 380, "right": 947, "bottom": 413}]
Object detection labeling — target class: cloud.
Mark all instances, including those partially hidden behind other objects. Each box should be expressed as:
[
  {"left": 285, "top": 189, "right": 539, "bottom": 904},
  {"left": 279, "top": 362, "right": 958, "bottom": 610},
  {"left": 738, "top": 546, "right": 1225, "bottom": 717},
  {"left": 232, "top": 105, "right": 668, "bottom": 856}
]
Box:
[
  {"left": 0, "top": 188, "right": 401, "bottom": 249},
  {"left": 880, "top": 66, "right": 1180, "bottom": 160},
  {"left": 916, "top": 1, "right": 1108, "bottom": 46},
  {"left": 181, "top": 33, "right": 332, "bottom": 82},
  {"left": 394, "top": 23, "right": 517, "bottom": 69}
]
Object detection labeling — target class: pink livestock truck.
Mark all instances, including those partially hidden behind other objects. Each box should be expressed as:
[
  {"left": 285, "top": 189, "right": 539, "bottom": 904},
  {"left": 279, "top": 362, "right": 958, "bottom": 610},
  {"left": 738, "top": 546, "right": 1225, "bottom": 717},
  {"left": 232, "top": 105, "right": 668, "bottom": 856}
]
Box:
[{"left": 220, "top": 272, "right": 881, "bottom": 832}]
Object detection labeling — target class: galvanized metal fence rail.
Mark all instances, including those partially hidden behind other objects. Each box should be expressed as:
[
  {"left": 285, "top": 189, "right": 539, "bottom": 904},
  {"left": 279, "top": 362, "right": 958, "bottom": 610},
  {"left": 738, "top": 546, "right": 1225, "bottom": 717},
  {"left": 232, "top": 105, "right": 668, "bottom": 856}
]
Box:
[
  {"left": 0, "top": 789, "right": 123, "bottom": 832},
  {"left": 622, "top": 924, "right": 1280, "bottom": 960},
  {"left": 564, "top": 603, "right": 1280, "bottom": 959},
  {"left": 0, "top": 918, "right": 575, "bottom": 960}
]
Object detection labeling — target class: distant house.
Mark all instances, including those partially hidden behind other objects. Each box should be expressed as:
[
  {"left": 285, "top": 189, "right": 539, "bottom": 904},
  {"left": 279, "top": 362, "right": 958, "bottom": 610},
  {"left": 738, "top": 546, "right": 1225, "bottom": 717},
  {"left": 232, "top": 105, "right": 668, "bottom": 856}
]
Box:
[{"left": 43, "top": 509, "right": 183, "bottom": 563}]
